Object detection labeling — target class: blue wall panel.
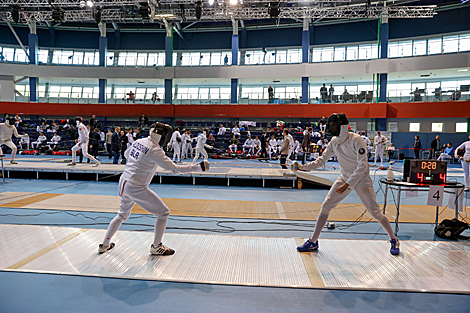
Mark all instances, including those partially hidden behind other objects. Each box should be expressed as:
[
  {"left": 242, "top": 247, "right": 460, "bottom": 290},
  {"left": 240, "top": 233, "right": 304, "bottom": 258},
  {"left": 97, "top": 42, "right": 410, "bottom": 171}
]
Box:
[
  {"left": 245, "top": 27, "right": 302, "bottom": 48},
  {"left": 0, "top": 25, "right": 29, "bottom": 45},
  {"left": 313, "top": 20, "right": 378, "bottom": 45},
  {"left": 389, "top": 7, "right": 470, "bottom": 40},
  {"left": 173, "top": 31, "right": 232, "bottom": 50},
  {"left": 118, "top": 32, "right": 166, "bottom": 50}
]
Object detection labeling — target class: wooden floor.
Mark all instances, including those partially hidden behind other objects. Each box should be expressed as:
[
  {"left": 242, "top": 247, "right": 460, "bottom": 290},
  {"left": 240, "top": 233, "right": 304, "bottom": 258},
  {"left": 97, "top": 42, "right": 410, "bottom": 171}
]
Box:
[{"left": 0, "top": 191, "right": 460, "bottom": 223}]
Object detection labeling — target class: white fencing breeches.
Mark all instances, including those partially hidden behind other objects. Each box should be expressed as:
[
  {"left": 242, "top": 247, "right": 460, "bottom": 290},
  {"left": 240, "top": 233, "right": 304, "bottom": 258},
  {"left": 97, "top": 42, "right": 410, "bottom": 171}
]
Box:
[
  {"left": 320, "top": 176, "right": 385, "bottom": 222},
  {"left": 102, "top": 178, "right": 170, "bottom": 247},
  {"left": 172, "top": 143, "right": 181, "bottom": 162},
  {"left": 0, "top": 140, "right": 17, "bottom": 161},
  {"left": 229, "top": 144, "right": 237, "bottom": 153},
  {"left": 374, "top": 145, "right": 384, "bottom": 164},
  {"left": 193, "top": 146, "right": 208, "bottom": 164},
  {"left": 462, "top": 160, "right": 470, "bottom": 188},
  {"left": 71, "top": 140, "right": 98, "bottom": 163}
]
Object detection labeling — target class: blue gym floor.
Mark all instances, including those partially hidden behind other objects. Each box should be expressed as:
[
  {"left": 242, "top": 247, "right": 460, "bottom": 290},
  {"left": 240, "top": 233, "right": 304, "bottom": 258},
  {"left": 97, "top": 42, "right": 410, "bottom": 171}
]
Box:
[{"left": 0, "top": 155, "right": 469, "bottom": 312}]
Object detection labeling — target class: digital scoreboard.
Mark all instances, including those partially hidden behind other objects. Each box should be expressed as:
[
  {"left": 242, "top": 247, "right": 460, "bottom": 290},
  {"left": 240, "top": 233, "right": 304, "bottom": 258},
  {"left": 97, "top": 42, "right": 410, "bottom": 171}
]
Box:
[{"left": 408, "top": 160, "right": 447, "bottom": 184}]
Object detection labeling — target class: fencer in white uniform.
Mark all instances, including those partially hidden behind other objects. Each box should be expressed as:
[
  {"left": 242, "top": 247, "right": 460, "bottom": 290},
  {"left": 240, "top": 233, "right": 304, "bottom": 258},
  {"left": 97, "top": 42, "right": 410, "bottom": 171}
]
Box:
[
  {"left": 0, "top": 116, "right": 24, "bottom": 164},
  {"left": 232, "top": 126, "right": 240, "bottom": 136},
  {"left": 181, "top": 130, "right": 191, "bottom": 159},
  {"left": 32, "top": 133, "right": 47, "bottom": 149},
  {"left": 268, "top": 136, "right": 278, "bottom": 159},
  {"left": 217, "top": 124, "right": 226, "bottom": 136},
  {"left": 47, "top": 133, "right": 61, "bottom": 150},
  {"left": 373, "top": 131, "right": 388, "bottom": 167},
  {"left": 243, "top": 136, "right": 254, "bottom": 154},
  {"left": 286, "top": 132, "right": 295, "bottom": 163},
  {"left": 192, "top": 129, "right": 212, "bottom": 164},
  {"left": 98, "top": 123, "right": 210, "bottom": 255},
  {"left": 19, "top": 133, "right": 30, "bottom": 150},
  {"left": 360, "top": 132, "right": 371, "bottom": 146},
  {"left": 455, "top": 134, "right": 470, "bottom": 191},
  {"left": 68, "top": 116, "right": 100, "bottom": 166},
  {"left": 253, "top": 136, "right": 261, "bottom": 155},
  {"left": 293, "top": 113, "right": 400, "bottom": 255},
  {"left": 170, "top": 128, "right": 182, "bottom": 163}
]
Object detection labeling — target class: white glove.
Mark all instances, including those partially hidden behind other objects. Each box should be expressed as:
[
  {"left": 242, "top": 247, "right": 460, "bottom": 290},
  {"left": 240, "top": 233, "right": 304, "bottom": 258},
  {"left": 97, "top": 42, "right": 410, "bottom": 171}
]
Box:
[
  {"left": 200, "top": 160, "right": 210, "bottom": 172},
  {"left": 291, "top": 161, "right": 303, "bottom": 172}
]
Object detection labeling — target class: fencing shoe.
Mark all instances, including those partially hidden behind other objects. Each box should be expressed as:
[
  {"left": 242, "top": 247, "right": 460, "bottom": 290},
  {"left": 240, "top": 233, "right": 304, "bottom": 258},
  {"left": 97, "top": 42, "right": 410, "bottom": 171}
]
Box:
[
  {"left": 67, "top": 162, "right": 76, "bottom": 166},
  {"left": 297, "top": 239, "right": 319, "bottom": 252},
  {"left": 10, "top": 160, "right": 18, "bottom": 164},
  {"left": 390, "top": 239, "right": 400, "bottom": 255},
  {"left": 98, "top": 243, "right": 115, "bottom": 254},
  {"left": 150, "top": 243, "right": 175, "bottom": 255}
]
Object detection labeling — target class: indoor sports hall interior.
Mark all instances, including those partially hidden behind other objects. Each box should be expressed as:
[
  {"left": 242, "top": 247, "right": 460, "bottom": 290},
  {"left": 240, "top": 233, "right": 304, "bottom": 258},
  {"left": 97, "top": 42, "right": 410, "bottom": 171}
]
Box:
[{"left": 0, "top": 1, "right": 469, "bottom": 312}]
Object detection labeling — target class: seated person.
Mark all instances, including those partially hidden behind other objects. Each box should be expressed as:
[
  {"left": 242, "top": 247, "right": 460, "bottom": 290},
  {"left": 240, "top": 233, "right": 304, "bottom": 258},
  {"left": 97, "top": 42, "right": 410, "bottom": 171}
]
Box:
[
  {"left": 47, "top": 122, "right": 59, "bottom": 133},
  {"left": 232, "top": 125, "right": 240, "bottom": 136},
  {"left": 228, "top": 135, "right": 239, "bottom": 153},
  {"left": 217, "top": 124, "right": 226, "bottom": 136},
  {"left": 253, "top": 136, "right": 261, "bottom": 155},
  {"left": 36, "top": 121, "right": 47, "bottom": 133},
  {"left": 437, "top": 143, "right": 454, "bottom": 161},
  {"left": 32, "top": 132, "right": 47, "bottom": 149},
  {"left": 18, "top": 133, "right": 30, "bottom": 149},
  {"left": 243, "top": 136, "right": 254, "bottom": 154},
  {"left": 47, "top": 132, "right": 61, "bottom": 150},
  {"left": 387, "top": 143, "right": 396, "bottom": 161}
]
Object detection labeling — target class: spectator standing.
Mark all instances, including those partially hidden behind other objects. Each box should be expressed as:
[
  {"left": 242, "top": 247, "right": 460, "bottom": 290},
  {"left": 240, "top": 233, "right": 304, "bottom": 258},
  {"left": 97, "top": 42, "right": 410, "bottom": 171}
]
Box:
[
  {"left": 106, "top": 129, "right": 113, "bottom": 159},
  {"left": 268, "top": 86, "right": 274, "bottom": 102},
  {"left": 413, "top": 136, "right": 422, "bottom": 159},
  {"left": 138, "top": 113, "right": 149, "bottom": 129},
  {"left": 224, "top": 54, "right": 229, "bottom": 65},
  {"left": 320, "top": 84, "right": 328, "bottom": 103},
  {"left": 89, "top": 115, "right": 98, "bottom": 129},
  {"left": 111, "top": 127, "right": 121, "bottom": 164},
  {"left": 121, "top": 130, "right": 128, "bottom": 164},
  {"left": 328, "top": 84, "right": 334, "bottom": 102},
  {"left": 430, "top": 135, "right": 440, "bottom": 159}
]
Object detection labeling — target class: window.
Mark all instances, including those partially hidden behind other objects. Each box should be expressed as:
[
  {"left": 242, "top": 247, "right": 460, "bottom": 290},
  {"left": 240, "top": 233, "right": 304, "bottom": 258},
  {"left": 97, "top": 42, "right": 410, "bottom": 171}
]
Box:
[
  {"left": 137, "top": 53, "right": 148, "bottom": 66},
  {"left": 72, "top": 51, "right": 83, "bottom": 65},
  {"left": 367, "top": 121, "right": 375, "bottom": 131},
  {"left": 409, "top": 123, "right": 420, "bottom": 132},
  {"left": 460, "top": 34, "right": 470, "bottom": 52},
  {"left": 388, "top": 42, "right": 399, "bottom": 58},
  {"left": 349, "top": 122, "right": 357, "bottom": 132},
  {"left": 276, "top": 50, "right": 287, "bottom": 63},
  {"left": 287, "top": 49, "right": 301, "bottom": 63},
  {"left": 431, "top": 123, "right": 443, "bottom": 132},
  {"left": 413, "top": 40, "right": 427, "bottom": 56},
  {"left": 321, "top": 47, "right": 333, "bottom": 62},
  {"left": 14, "top": 49, "right": 28, "bottom": 63},
  {"left": 3, "top": 48, "right": 15, "bottom": 61},
  {"left": 443, "top": 36, "right": 459, "bottom": 54},
  {"left": 346, "top": 46, "right": 358, "bottom": 61},
  {"left": 333, "top": 47, "right": 346, "bottom": 61},
  {"left": 59, "top": 86, "right": 71, "bottom": 98},
  {"left": 311, "top": 48, "right": 321, "bottom": 62},
  {"left": 456, "top": 122, "right": 468, "bottom": 133},
  {"left": 398, "top": 41, "right": 412, "bottom": 57},
  {"left": 38, "top": 49, "right": 49, "bottom": 64},
  {"left": 428, "top": 38, "right": 442, "bottom": 55},
  {"left": 388, "top": 122, "right": 398, "bottom": 132}
]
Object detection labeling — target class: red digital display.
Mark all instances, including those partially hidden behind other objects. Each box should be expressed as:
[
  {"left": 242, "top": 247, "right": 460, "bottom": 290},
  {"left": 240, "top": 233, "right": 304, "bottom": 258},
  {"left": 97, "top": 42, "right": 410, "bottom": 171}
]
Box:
[{"left": 409, "top": 160, "right": 447, "bottom": 185}]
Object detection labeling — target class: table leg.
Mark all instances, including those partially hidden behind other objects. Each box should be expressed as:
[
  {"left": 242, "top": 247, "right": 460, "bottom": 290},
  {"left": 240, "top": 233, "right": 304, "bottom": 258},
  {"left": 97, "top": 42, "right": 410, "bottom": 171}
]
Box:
[
  {"left": 455, "top": 188, "right": 460, "bottom": 219},
  {"left": 435, "top": 206, "right": 439, "bottom": 227},
  {"left": 395, "top": 186, "right": 401, "bottom": 235},
  {"left": 382, "top": 184, "right": 388, "bottom": 215}
]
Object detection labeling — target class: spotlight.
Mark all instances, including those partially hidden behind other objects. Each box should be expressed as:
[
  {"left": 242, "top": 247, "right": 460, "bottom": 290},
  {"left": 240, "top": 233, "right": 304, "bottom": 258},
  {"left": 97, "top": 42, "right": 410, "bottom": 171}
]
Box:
[
  {"left": 93, "top": 6, "right": 102, "bottom": 23},
  {"left": 195, "top": 1, "right": 202, "bottom": 20},
  {"left": 179, "top": 4, "right": 185, "bottom": 21},
  {"left": 11, "top": 5, "right": 20, "bottom": 23},
  {"left": 139, "top": 1, "right": 150, "bottom": 19},
  {"left": 52, "top": 8, "right": 65, "bottom": 22},
  {"left": 208, "top": 0, "right": 214, "bottom": 5},
  {"left": 230, "top": 0, "right": 238, "bottom": 4},
  {"left": 86, "top": 0, "right": 94, "bottom": 8},
  {"left": 268, "top": 2, "right": 280, "bottom": 18}
]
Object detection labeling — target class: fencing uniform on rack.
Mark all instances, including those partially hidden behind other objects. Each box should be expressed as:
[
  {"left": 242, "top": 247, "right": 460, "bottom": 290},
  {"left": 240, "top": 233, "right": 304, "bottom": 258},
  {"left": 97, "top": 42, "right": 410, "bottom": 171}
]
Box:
[
  {"left": 0, "top": 116, "right": 24, "bottom": 164},
  {"left": 455, "top": 135, "right": 470, "bottom": 191},
  {"left": 98, "top": 123, "right": 210, "bottom": 255},
  {"left": 292, "top": 113, "right": 400, "bottom": 256},
  {"left": 170, "top": 128, "right": 182, "bottom": 163},
  {"left": 373, "top": 131, "right": 388, "bottom": 167},
  {"left": 68, "top": 116, "right": 100, "bottom": 166},
  {"left": 192, "top": 129, "right": 212, "bottom": 164}
]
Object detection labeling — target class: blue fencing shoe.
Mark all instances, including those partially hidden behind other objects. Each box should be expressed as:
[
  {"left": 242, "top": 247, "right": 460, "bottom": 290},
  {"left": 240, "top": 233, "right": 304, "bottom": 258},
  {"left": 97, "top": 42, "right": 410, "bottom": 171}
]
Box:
[
  {"left": 297, "top": 239, "right": 319, "bottom": 252},
  {"left": 390, "top": 239, "right": 400, "bottom": 255}
]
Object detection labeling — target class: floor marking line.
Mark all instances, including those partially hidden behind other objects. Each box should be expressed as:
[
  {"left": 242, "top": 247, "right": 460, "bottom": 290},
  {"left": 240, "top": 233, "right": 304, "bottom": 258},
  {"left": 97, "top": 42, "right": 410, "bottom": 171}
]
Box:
[
  {"left": 275, "top": 202, "right": 287, "bottom": 219},
  {"left": 295, "top": 238, "right": 325, "bottom": 287},
  {"left": 0, "top": 193, "right": 63, "bottom": 208},
  {"left": 6, "top": 228, "right": 89, "bottom": 270}
]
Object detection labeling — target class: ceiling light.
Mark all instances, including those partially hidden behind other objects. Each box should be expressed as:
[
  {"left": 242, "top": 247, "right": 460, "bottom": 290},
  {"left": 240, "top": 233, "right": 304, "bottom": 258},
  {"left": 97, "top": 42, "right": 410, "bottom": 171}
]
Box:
[
  {"left": 86, "top": 0, "right": 93, "bottom": 7},
  {"left": 457, "top": 69, "right": 468, "bottom": 72},
  {"left": 195, "top": 1, "right": 202, "bottom": 20},
  {"left": 230, "top": 0, "right": 238, "bottom": 5},
  {"left": 268, "top": 2, "right": 280, "bottom": 18},
  {"left": 208, "top": 0, "right": 214, "bottom": 5}
]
